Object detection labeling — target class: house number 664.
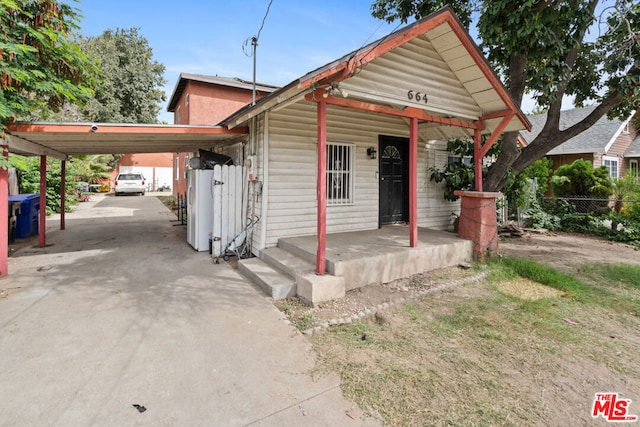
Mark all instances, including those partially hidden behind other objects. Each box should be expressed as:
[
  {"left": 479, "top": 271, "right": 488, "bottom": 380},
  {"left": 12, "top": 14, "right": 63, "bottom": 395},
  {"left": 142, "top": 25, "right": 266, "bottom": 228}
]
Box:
[{"left": 407, "top": 90, "right": 428, "bottom": 104}]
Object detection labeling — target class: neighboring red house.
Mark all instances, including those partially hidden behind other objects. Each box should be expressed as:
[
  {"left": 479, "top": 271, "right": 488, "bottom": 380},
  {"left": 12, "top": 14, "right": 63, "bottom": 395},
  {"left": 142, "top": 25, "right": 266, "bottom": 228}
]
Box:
[
  {"left": 166, "top": 73, "right": 279, "bottom": 197},
  {"left": 521, "top": 107, "right": 640, "bottom": 179}
]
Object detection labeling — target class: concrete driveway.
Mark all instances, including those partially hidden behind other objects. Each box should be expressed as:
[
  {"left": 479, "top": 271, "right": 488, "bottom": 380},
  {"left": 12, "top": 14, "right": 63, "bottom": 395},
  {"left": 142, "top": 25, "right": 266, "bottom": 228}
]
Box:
[{"left": 1, "top": 194, "right": 379, "bottom": 426}]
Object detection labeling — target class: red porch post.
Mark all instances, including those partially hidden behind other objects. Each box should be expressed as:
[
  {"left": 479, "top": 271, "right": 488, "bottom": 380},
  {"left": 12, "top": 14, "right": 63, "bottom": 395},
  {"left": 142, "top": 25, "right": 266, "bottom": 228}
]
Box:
[
  {"left": 39, "top": 155, "right": 46, "bottom": 248},
  {"left": 1, "top": 144, "right": 8, "bottom": 278},
  {"left": 316, "top": 100, "right": 327, "bottom": 274},
  {"left": 409, "top": 117, "right": 418, "bottom": 247},
  {"left": 474, "top": 128, "right": 483, "bottom": 192},
  {"left": 60, "top": 159, "right": 66, "bottom": 230}
]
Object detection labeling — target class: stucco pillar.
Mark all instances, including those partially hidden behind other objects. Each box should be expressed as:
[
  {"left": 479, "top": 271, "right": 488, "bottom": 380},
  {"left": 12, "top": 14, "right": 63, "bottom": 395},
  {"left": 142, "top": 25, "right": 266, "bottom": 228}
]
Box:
[{"left": 454, "top": 190, "right": 501, "bottom": 260}]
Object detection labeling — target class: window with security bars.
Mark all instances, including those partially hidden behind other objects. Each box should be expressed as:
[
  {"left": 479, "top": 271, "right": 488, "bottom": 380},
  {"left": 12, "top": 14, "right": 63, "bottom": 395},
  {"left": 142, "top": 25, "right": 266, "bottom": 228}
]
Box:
[{"left": 326, "top": 143, "right": 354, "bottom": 204}]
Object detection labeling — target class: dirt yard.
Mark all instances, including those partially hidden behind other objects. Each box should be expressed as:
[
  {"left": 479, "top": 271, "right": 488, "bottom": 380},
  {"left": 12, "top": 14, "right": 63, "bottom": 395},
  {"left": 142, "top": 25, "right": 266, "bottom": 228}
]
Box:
[
  {"left": 499, "top": 231, "right": 640, "bottom": 270},
  {"left": 274, "top": 232, "right": 640, "bottom": 425}
]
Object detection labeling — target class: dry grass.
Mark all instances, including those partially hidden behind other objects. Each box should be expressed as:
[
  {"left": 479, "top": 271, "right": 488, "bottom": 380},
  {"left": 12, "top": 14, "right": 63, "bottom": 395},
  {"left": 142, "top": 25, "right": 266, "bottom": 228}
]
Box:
[{"left": 311, "top": 260, "right": 640, "bottom": 426}]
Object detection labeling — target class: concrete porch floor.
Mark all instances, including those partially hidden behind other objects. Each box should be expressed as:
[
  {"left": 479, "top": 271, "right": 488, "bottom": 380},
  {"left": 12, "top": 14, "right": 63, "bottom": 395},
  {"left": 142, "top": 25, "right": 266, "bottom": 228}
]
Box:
[{"left": 278, "top": 226, "right": 473, "bottom": 292}]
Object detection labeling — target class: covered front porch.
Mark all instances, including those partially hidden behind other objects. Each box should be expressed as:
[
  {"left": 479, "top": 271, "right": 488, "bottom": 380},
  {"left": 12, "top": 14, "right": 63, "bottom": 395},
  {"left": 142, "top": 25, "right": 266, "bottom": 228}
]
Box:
[{"left": 239, "top": 226, "right": 472, "bottom": 304}]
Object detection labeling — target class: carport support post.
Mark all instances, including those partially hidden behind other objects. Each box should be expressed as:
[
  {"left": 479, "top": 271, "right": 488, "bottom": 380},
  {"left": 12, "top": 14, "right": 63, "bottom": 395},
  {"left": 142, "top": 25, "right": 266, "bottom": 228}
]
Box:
[
  {"left": 1, "top": 143, "right": 8, "bottom": 277},
  {"left": 316, "top": 100, "right": 327, "bottom": 275},
  {"left": 60, "top": 160, "right": 66, "bottom": 230},
  {"left": 39, "top": 155, "right": 46, "bottom": 248},
  {"left": 409, "top": 117, "right": 418, "bottom": 247}
]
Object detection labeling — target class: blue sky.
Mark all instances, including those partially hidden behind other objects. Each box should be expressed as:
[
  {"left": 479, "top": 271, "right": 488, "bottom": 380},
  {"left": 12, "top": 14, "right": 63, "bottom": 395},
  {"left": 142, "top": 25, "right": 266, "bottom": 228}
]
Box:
[{"left": 77, "top": 0, "right": 405, "bottom": 123}]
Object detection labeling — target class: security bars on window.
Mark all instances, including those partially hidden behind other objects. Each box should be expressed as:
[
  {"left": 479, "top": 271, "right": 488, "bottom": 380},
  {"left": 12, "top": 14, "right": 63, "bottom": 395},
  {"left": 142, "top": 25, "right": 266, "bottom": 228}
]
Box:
[{"left": 326, "top": 143, "right": 354, "bottom": 205}]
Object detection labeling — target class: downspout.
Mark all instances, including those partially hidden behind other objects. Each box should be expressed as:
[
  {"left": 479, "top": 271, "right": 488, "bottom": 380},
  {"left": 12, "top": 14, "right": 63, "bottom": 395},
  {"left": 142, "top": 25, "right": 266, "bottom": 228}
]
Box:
[
  {"left": 39, "top": 155, "right": 46, "bottom": 248},
  {"left": 60, "top": 159, "right": 66, "bottom": 230},
  {"left": 0, "top": 143, "right": 8, "bottom": 277},
  {"left": 316, "top": 100, "right": 327, "bottom": 275}
]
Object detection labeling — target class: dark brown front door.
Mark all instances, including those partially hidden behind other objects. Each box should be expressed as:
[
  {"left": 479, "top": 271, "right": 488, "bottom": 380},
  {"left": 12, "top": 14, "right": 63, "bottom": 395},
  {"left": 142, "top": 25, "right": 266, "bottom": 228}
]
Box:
[{"left": 379, "top": 135, "right": 409, "bottom": 225}]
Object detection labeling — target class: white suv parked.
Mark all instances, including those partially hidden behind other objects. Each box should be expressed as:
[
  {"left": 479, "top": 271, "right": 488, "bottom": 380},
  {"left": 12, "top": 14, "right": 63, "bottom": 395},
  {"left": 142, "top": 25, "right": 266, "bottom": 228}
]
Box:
[{"left": 114, "top": 173, "right": 146, "bottom": 196}]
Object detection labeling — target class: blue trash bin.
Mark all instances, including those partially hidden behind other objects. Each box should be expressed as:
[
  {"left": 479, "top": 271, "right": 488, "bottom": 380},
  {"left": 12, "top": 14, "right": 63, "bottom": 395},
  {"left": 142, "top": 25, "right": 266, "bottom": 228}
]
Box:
[{"left": 8, "top": 194, "right": 40, "bottom": 239}]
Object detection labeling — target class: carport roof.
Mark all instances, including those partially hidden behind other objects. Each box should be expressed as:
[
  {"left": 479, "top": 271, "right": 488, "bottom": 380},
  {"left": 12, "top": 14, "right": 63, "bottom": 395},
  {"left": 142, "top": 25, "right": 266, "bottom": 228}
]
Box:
[{"left": 3, "top": 122, "right": 248, "bottom": 160}]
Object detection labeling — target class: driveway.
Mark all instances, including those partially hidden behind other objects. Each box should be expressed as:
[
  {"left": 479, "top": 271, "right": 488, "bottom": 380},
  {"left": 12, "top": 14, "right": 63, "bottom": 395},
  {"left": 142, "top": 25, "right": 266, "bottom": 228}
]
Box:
[{"left": 1, "top": 194, "right": 378, "bottom": 426}]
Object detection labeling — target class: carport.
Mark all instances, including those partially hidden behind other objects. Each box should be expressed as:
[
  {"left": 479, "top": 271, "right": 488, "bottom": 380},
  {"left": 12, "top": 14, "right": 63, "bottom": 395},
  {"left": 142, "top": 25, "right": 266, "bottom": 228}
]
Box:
[{"left": 1, "top": 122, "right": 248, "bottom": 278}]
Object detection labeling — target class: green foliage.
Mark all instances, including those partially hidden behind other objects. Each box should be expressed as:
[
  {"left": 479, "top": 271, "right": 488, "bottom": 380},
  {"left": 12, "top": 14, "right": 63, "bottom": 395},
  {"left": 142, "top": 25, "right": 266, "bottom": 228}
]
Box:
[
  {"left": 428, "top": 137, "right": 500, "bottom": 201},
  {"left": 551, "top": 159, "right": 613, "bottom": 198},
  {"left": 503, "top": 157, "right": 553, "bottom": 209},
  {"left": 0, "top": 1, "right": 100, "bottom": 127},
  {"left": 371, "top": 0, "right": 475, "bottom": 27},
  {"left": 9, "top": 154, "right": 82, "bottom": 214},
  {"left": 46, "top": 28, "right": 167, "bottom": 124},
  {"left": 372, "top": 1, "right": 640, "bottom": 192}
]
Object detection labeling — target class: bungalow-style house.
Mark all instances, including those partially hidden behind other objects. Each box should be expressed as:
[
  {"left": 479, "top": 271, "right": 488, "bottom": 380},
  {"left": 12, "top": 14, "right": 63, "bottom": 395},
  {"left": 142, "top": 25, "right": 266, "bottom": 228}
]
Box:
[
  {"left": 521, "top": 106, "right": 639, "bottom": 179},
  {"left": 177, "top": 7, "right": 529, "bottom": 304},
  {"left": 166, "top": 74, "right": 278, "bottom": 196}
]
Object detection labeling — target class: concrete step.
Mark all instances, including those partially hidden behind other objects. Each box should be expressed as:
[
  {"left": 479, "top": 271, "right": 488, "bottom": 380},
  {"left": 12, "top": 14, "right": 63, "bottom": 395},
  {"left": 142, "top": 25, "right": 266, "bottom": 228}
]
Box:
[
  {"left": 277, "top": 239, "right": 317, "bottom": 266},
  {"left": 237, "top": 257, "right": 297, "bottom": 300},
  {"left": 260, "top": 247, "right": 315, "bottom": 279}
]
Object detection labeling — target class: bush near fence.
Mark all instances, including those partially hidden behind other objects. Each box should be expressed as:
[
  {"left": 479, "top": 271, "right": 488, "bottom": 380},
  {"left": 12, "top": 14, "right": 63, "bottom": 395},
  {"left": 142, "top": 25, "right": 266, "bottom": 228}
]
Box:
[{"left": 521, "top": 196, "right": 640, "bottom": 247}]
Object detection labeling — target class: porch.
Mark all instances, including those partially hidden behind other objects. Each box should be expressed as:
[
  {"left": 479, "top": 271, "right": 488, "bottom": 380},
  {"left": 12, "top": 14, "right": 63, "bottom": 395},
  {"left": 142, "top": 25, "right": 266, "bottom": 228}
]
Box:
[{"left": 239, "top": 226, "right": 473, "bottom": 304}]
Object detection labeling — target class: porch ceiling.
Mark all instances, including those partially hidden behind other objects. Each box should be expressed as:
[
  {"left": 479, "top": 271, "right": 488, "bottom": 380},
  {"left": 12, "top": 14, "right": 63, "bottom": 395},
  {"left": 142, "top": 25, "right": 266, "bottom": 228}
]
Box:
[{"left": 3, "top": 122, "right": 248, "bottom": 160}]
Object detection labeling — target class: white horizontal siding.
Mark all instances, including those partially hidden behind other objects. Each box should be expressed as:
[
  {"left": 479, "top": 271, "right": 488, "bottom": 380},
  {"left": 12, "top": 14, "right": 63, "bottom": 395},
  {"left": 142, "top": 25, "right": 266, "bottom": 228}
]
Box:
[{"left": 258, "top": 102, "right": 460, "bottom": 248}]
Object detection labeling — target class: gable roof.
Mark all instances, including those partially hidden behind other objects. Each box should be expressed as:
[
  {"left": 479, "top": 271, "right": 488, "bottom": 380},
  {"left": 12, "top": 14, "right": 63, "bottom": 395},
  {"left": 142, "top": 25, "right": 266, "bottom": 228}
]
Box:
[
  {"left": 626, "top": 134, "right": 640, "bottom": 157},
  {"left": 222, "top": 6, "right": 530, "bottom": 138},
  {"left": 167, "top": 73, "right": 280, "bottom": 112},
  {"left": 521, "top": 106, "right": 628, "bottom": 155}
]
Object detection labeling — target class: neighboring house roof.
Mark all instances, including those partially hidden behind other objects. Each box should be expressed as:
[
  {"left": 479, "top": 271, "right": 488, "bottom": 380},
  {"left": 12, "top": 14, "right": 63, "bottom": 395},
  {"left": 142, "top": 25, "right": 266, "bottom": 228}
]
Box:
[
  {"left": 626, "top": 134, "right": 640, "bottom": 157},
  {"left": 167, "top": 73, "right": 280, "bottom": 112},
  {"left": 221, "top": 6, "right": 530, "bottom": 139},
  {"left": 521, "top": 106, "right": 628, "bottom": 155}
]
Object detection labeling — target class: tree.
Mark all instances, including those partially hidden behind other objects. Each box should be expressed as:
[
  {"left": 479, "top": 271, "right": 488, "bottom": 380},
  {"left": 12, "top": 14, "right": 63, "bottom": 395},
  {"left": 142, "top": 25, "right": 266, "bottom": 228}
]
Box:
[
  {"left": 0, "top": 0, "right": 99, "bottom": 128},
  {"left": 50, "top": 28, "right": 167, "bottom": 124},
  {"left": 372, "top": 0, "right": 640, "bottom": 191}
]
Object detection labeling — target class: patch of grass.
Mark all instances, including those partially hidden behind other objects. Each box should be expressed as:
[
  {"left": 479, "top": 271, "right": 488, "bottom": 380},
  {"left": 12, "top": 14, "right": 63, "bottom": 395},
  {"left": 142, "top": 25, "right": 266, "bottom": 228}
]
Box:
[
  {"left": 578, "top": 263, "right": 640, "bottom": 289},
  {"left": 295, "top": 312, "right": 316, "bottom": 330},
  {"left": 496, "top": 257, "right": 598, "bottom": 302}
]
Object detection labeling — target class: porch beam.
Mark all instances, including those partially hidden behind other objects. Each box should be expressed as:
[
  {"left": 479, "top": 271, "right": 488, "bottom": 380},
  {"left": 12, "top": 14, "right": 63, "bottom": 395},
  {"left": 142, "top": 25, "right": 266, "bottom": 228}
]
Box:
[
  {"left": 316, "top": 100, "right": 327, "bottom": 275},
  {"left": 304, "top": 93, "right": 481, "bottom": 130},
  {"left": 60, "top": 160, "right": 66, "bottom": 230},
  {"left": 1, "top": 144, "right": 8, "bottom": 278},
  {"left": 39, "top": 155, "right": 46, "bottom": 248},
  {"left": 409, "top": 117, "right": 418, "bottom": 247},
  {"left": 479, "top": 112, "right": 514, "bottom": 159}
]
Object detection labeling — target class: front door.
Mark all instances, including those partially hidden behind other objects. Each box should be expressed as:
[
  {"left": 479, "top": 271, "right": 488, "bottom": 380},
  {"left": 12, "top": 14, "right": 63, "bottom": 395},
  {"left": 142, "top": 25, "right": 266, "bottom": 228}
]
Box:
[{"left": 379, "top": 135, "right": 409, "bottom": 225}]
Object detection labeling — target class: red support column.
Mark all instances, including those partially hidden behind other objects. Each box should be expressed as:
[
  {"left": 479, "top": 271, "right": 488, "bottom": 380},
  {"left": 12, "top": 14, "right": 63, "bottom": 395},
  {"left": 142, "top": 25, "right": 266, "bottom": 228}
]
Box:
[
  {"left": 409, "top": 117, "right": 418, "bottom": 247},
  {"left": 60, "top": 160, "right": 66, "bottom": 230},
  {"left": 0, "top": 144, "right": 8, "bottom": 278},
  {"left": 474, "top": 128, "right": 483, "bottom": 192},
  {"left": 316, "top": 100, "right": 327, "bottom": 275},
  {"left": 39, "top": 155, "right": 46, "bottom": 248}
]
